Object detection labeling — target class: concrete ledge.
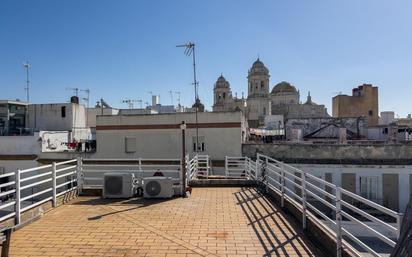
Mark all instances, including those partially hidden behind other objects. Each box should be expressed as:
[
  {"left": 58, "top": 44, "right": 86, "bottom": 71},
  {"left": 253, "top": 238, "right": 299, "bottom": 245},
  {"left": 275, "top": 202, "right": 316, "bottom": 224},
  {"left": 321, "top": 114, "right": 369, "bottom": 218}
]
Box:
[{"left": 189, "top": 179, "right": 257, "bottom": 187}]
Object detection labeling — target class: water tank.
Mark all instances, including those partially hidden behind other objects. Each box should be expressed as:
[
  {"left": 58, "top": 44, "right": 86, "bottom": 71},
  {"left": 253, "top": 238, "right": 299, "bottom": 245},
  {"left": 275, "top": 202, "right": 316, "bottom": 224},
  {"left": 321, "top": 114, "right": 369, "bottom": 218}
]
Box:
[{"left": 70, "top": 96, "right": 79, "bottom": 104}]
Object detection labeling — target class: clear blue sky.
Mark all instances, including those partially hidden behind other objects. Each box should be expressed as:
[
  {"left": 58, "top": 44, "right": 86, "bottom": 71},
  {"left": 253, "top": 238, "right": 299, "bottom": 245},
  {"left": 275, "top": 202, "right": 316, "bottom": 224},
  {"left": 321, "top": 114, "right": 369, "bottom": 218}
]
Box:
[{"left": 1, "top": 0, "right": 411, "bottom": 116}]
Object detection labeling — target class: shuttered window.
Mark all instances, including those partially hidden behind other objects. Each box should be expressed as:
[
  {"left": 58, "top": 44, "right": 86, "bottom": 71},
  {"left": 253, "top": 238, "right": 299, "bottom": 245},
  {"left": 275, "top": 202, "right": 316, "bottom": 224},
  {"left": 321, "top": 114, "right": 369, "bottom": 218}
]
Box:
[{"left": 125, "top": 137, "right": 136, "bottom": 153}]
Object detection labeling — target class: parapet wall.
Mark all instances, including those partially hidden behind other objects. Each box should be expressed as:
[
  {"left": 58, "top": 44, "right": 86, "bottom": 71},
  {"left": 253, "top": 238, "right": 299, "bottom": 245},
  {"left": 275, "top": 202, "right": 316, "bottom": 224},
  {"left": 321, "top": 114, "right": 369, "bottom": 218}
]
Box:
[{"left": 242, "top": 143, "right": 412, "bottom": 165}]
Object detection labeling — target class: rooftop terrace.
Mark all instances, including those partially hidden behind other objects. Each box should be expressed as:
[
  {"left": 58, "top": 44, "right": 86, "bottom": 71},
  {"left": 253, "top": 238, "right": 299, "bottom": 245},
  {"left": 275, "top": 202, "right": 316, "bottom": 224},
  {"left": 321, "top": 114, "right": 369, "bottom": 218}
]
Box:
[{"left": 9, "top": 187, "right": 322, "bottom": 257}]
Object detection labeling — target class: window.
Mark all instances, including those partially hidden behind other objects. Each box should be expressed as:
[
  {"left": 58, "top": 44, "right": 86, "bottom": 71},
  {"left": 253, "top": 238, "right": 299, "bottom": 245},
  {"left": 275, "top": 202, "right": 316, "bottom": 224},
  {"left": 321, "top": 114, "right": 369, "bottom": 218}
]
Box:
[
  {"left": 125, "top": 137, "right": 136, "bottom": 153},
  {"left": 263, "top": 107, "right": 266, "bottom": 115},
  {"left": 261, "top": 81, "right": 264, "bottom": 89},
  {"left": 359, "top": 176, "right": 380, "bottom": 203},
  {"left": 192, "top": 136, "right": 205, "bottom": 152},
  {"left": 369, "top": 110, "right": 373, "bottom": 116},
  {"left": 61, "top": 106, "right": 66, "bottom": 118},
  {"left": 223, "top": 92, "right": 226, "bottom": 99}
]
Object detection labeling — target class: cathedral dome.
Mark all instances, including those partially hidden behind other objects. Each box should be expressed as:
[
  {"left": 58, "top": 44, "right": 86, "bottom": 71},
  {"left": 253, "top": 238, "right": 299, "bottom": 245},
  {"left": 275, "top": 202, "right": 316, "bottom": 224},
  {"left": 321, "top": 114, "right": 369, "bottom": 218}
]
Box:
[
  {"left": 215, "top": 74, "right": 230, "bottom": 88},
  {"left": 271, "top": 81, "right": 298, "bottom": 95},
  {"left": 249, "top": 58, "right": 269, "bottom": 75}
]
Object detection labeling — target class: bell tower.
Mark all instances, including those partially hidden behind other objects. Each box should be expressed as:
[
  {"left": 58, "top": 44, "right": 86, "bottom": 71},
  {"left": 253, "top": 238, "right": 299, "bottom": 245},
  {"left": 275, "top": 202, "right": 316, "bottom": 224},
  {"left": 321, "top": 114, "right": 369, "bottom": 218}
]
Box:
[{"left": 246, "top": 58, "right": 271, "bottom": 128}]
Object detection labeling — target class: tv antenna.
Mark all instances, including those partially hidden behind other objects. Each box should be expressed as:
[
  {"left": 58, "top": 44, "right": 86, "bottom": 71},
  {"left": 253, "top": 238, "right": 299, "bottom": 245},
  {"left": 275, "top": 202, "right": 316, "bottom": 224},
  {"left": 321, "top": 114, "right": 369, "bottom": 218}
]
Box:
[
  {"left": 168, "top": 90, "right": 174, "bottom": 105},
  {"left": 66, "top": 87, "right": 79, "bottom": 97},
  {"left": 23, "top": 61, "right": 30, "bottom": 102},
  {"left": 80, "top": 89, "right": 90, "bottom": 108},
  {"left": 177, "top": 41, "right": 199, "bottom": 152},
  {"left": 137, "top": 99, "right": 143, "bottom": 108},
  {"left": 121, "top": 99, "right": 138, "bottom": 109},
  {"left": 175, "top": 91, "right": 181, "bottom": 106}
]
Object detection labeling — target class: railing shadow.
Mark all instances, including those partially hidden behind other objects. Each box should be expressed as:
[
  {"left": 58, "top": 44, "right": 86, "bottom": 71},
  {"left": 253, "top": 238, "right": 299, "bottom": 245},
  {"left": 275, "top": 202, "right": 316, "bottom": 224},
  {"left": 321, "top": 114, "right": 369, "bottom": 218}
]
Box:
[
  {"left": 72, "top": 196, "right": 175, "bottom": 221},
  {"left": 234, "top": 187, "right": 322, "bottom": 257}
]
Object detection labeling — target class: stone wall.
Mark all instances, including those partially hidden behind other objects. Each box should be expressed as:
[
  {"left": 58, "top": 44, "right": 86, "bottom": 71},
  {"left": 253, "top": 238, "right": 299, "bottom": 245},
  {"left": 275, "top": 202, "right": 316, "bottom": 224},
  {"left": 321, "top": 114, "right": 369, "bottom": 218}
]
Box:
[
  {"left": 242, "top": 143, "right": 412, "bottom": 164},
  {"left": 285, "top": 117, "right": 367, "bottom": 140}
]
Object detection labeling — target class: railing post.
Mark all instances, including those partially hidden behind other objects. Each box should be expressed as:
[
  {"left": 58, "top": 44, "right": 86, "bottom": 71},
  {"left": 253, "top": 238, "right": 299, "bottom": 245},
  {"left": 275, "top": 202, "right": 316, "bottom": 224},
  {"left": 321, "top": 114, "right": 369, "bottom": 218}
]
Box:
[
  {"left": 335, "top": 187, "right": 342, "bottom": 257},
  {"left": 15, "top": 169, "right": 21, "bottom": 225},
  {"left": 256, "top": 153, "right": 260, "bottom": 178},
  {"left": 138, "top": 157, "right": 143, "bottom": 182},
  {"left": 52, "top": 162, "right": 57, "bottom": 208},
  {"left": 245, "top": 158, "right": 250, "bottom": 179},
  {"left": 225, "top": 156, "right": 228, "bottom": 177},
  {"left": 76, "top": 157, "right": 83, "bottom": 195},
  {"left": 195, "top": 155, "right": 199, "bottom": 175},
  {"left": 185, "top": 155, "right": 189, "bottom": 182},
  {"left": 265, "top": 157, "right": 269, "bottom": 193},
  {"left": 396, "top": 213, "right": 403, "bottom": 239},
  {"left": 280, "top": 163, "right": 285, "bottom": 208},
  {"left": 302, "top": 172, "right": 307, "bottom": 230}
]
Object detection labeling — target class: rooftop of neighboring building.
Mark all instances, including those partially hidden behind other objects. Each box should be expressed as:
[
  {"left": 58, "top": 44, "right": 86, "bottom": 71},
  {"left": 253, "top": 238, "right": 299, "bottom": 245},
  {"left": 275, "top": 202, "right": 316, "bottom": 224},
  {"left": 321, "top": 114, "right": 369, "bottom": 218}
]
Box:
[{"left": 0, "top": 99, "right": 29, "bottom": 106}]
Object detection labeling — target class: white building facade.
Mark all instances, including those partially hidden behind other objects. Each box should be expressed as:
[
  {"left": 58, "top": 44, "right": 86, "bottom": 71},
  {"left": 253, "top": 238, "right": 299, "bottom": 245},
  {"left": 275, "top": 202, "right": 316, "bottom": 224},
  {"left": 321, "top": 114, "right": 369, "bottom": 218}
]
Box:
[{"left": 95, "top": 112, "right": 247, "bottom": 159}]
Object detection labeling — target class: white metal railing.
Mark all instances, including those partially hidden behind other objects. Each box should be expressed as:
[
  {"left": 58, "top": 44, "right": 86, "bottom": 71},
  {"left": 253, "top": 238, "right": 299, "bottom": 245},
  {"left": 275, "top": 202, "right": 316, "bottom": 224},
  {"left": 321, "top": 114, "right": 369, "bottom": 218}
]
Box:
[
  {"left": 196, "top": 155, "right": 210, "bottom": 177},
  {"left": 256, "top": 153, "right": 403, "bottom": 257},
  {"left": 186, "top": 154, "right": 198, "bottom": 181},
  {"left": 185, "top": 154, "right": 210, "bottom": 181},
  {"left": 225, "top": 156, "right": 257, "bottom": 179},
  {"left": 80, "top": 158, "right": 183, "bottom": 192},
  {"left": 0, "top": 159, "right": 78, "bottom": 224}
]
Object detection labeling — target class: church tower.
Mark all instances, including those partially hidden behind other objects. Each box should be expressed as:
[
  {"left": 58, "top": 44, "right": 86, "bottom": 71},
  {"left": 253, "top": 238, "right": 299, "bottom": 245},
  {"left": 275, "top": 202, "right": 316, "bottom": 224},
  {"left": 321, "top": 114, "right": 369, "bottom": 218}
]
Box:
[
  {"left": 247, "top": 58, "right": 270, "bottom": 97},
  {"left": 246, "top": 58, "right": 271, "bottom": 128},
  {"left": 212, "top": 75, "right": 233, "bottom": 112}
]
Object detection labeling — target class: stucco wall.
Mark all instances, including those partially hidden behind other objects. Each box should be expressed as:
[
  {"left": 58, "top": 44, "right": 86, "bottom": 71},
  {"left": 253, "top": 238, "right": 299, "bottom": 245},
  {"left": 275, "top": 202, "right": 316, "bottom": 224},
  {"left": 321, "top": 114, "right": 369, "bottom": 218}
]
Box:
[
  {"left": 242, "top": 143, "right": 412, "bottom": 164},
  {"left": 0, "top": 134, "right": 40, "bottom": 155},
  {"left": 86, "top": 107, "right": 119, "bottom": 128},
  {"left": 96, "top": 112, "right": 245, "bottom": 159},
  {"left": 27, "top": 103, "right": 86, "bottom": 131}
]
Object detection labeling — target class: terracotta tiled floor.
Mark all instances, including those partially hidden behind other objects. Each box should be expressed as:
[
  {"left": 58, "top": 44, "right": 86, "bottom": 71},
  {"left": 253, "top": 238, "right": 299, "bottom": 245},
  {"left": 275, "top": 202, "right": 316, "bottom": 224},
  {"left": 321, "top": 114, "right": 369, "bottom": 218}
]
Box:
[{"left": 10, "top": 187, "right": 324, "bottom": 257}]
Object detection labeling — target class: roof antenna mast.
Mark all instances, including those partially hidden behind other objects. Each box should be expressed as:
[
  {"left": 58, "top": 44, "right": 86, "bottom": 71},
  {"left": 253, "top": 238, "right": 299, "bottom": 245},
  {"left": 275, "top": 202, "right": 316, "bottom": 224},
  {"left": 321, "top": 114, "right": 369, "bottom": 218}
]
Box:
[
  {"left": 176, "top": 42, "right": 199, "bottom": 152},
  {"left": 23, "top": 61, "right": 30, "bottom": 102}
]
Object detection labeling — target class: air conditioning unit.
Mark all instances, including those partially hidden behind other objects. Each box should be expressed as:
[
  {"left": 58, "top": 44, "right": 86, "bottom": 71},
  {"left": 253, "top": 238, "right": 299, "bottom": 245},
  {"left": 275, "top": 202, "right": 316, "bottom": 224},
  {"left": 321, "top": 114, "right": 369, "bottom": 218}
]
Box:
[
  {"left": 103, "top": 172, "right": 135, "bottom": 198},
  {"left": 143, "top": 177, "right": 174, "bottom": 199}
]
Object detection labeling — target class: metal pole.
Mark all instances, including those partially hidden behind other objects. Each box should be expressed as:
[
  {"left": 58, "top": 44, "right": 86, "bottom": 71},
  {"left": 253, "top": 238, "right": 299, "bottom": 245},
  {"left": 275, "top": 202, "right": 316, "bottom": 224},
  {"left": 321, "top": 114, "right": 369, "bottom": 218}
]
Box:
[
  {"left": 265, "top": 157, "right": 269, "bottom": 193},
  {"left": 396, "top": 213, "right": 403, "bottom": 239},
  {"left": 15, "top": 169, "right": 21, "bottom": 225},
  {"left": 138, "top": 157, "right": 142, "bottom": 185},
  {"left": 225, "top": 156, "right": 228, "bottom": 177},
  {"left": 281, "top": 164, "right": 285, "bottom": 208},
  {"left": 336, "top": 187, "right": 342, "bottom": 257},
  {"left": 185, "top": 154, "right": 190, "bottom": 182},
  {"left": 256, "top": 153, "right": 260, "bottom": 178},
  {"left": 24, "top": 62, "right": 30, "bottom": 103},
  {"left": 76, "top": 157, "right": 83, "bottom": 195},
  {"left": 52, "top": 162, "right": 57, "bottom": 207},
  {"left": 192, "top": 44, "right": 199, "bottom": 153},
  {"left": 302, "top": 172, "right": 307, "bottom": 230},
  {"left": 181, "top": 122, "right": 187, "bottom": 197}
]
